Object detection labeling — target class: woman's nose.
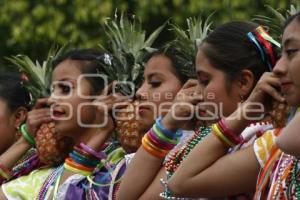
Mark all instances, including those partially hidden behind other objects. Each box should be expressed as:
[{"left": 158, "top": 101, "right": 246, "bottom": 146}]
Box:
[
  {"left": 136, "top": 83, "right": 148, "bottom": 101},
  {"left": 273, "top": 56, "right": 287, "bottom": 77}
]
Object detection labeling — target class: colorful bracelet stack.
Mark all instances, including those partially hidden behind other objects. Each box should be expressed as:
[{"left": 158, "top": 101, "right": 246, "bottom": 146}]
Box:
[
  {"left": 20, "top": 124, "right": 35, "bottom": 146},
  {"left": 212, "top": 119, "right": 244, "bottom": 147},
  {"left": 142, "top": 117, "right": 182, "bottom": 158},
  {"left": 64, "top": 143, "right": 105, "bottom": 176},
  {"left": 0, "top": 163, "right": 12, "bottom": 182}
]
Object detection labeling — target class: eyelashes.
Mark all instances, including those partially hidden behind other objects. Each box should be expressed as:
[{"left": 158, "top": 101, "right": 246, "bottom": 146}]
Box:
[
  {"left": 51, "top": 81, "right": 74, "bottom": 95},
  {"left": 285, "top": 49, "right": 298, "bottom": 57},
  {"left": 149, "top": 81, "right": 161, "bottom": 87}
]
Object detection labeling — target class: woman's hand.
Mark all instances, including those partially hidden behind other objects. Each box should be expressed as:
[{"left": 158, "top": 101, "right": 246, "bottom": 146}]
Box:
[
  {"left": 162, "top": 79, "right": 203, "bottom": 131},
  {"left": 87, "top": 82, "right": 131, "bottom": 151},
  {"left": 26, "top": 98, "right": 53, "bottom": 137},
  {"left": 243, "top": 72, "right": 285, "bottom": 118}
]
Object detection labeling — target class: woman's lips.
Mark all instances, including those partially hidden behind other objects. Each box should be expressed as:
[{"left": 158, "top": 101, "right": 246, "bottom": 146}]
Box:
[
  {"left": 281, "top": 82, "right": 293, "bottom": 92},
  {"left": 52, "top": 110, "right": 66, "bottom": 119},
  {"left": 138, "top": 105, "right": 151, "bottom": 114}
]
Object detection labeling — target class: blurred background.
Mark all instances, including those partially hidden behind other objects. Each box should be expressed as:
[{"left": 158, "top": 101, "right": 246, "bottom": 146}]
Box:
[{"left": 0, "top": 0, "right": 298, "bottom": 63}]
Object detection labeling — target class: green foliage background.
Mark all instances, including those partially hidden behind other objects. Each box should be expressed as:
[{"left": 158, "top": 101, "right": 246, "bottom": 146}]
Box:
[{"left": 0, "top": 0, "right": 296, "bottom": 63}]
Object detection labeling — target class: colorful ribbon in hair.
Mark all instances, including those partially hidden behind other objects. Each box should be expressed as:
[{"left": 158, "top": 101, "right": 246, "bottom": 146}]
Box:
[{"left": 247, "top": 26, "right": 280, "bottom": 72}]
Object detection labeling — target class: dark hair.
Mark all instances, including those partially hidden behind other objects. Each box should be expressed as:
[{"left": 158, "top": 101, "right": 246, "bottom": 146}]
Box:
[
  {"left": 52, "top": 48, "right": 110, "bottom": 95},
  {"left": 0, "top": 72, "right": 31, "bottom": 112},
  {"left": 283, "top": 12, "right": 300, "bottom": 30},
  {"left": 145, "top": 47, "right": 196, "bottom": 84},
  {"left": 200, "top": 21, "right": 270, "bottom": 91}
]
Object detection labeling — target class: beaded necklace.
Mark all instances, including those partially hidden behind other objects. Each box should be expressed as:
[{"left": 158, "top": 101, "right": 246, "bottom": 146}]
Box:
[
  {"left": 37, "top": 164, "right": 64, "bottom": 200},
  {"left": 164, "top": 126, "right": 211, "bottom": 176},
  {"left": 160, "top": 127, "right": 211, "bottom": 199},
  {"left": 269, "top": 154, "right": 300, "bottom": 200}
]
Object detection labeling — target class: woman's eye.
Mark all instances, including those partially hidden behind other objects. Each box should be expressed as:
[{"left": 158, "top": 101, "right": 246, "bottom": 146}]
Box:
[
  {"left": 285, "top": 49, "right": 298, "bottom": 57},
  {"left": 149, "top": 80, "right": 161, "bottom": 88},
  {"left": 199, "top": 79, "right": 209, "bottom": 86},
  {"left": 58, "top": 83, "right": 71, "bottom": 94}
]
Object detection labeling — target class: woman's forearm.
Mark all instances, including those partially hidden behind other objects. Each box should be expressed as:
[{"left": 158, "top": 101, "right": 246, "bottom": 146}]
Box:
[
  {"left": 276, "top": 111, "right": 300, "bottom": 157},
  {"left": 0, "top": 137, "right": 31, "bottom": 169},
  {"left": 117, "top": 147, "right": 163, "bottom": 200}
]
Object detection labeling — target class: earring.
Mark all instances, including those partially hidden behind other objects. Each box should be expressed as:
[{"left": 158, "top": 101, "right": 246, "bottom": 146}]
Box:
[{"left": 239, "top": 94, "right": 244, "bottom": 103}]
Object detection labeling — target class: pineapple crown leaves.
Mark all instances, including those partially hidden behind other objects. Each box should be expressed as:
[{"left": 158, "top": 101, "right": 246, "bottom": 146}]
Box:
[
  {"left": 5, "top": 44, "right": 69, "bottom": 106},
  {"left": 165, "top": 14, "right": 213, "bottom": 79},
  {"left": 253, "top": 3, "right": 300, "bottom": 41},
  {"left": 99, "top": 12, "right": 166, "bottom": 95}
]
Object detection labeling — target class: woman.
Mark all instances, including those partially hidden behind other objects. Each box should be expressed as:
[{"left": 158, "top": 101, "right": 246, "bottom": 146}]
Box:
[
  {"left": 118, "top": 21, "right": 278, "bottom": 199},
  {"left": 57, "top": 47, "right": 198, "bottom": 200},
  {"left": 0, "top": 72, "right": 42, "bottom": 184},
  {"left": 0, "top": 49, "right": 117, "bottom": 199},
  {"left": 0, "top": 46, "right": 196, "bottom": 199},
  {"left": 165, "top": 13, "right": 300, "bottom": 199}
]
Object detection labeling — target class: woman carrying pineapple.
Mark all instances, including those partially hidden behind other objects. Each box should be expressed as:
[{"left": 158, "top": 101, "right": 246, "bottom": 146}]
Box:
[
  {"left": 53, "top": 45, "right": 201, "bottom": 200},
  {"left": 0, "top": 48, "right": 126, "bottom": 199},
  {"left": 161, "top": 12, "right": 300, "bottom": 200},
  {"left": 118, "top": 21, "right": 280, "bottom": 199},
  {"left": 0, "top": 72, "right": 43, "bottom": 184},
  {"left": 0, "top": 43, "right": 198, "bottom": 199}
]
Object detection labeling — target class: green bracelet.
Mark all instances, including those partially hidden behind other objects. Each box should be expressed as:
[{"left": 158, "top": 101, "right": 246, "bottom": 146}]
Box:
[
  {"left": 20, "top": 124, "right": 35, "bottom": 146},
  {"left": 153, "top": 124, "right": 178, "bottom": 145}
]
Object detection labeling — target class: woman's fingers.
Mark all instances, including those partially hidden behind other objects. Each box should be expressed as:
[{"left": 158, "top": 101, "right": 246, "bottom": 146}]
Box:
[
  {"left": 32, "top": 98, "right": 49, "bottom": 109},
  {"left": 261, "top": 83, "right": 284, "bottom": 103},
  {"left": 181, "top": 79, "right": 198, "bottom": 90}
]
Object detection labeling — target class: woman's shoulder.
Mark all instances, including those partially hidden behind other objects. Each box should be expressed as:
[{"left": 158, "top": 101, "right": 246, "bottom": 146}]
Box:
[
  {"left": 2, "top": 167, "right": 55, "bottom": 200},
  {"left": 253, "top": 128, "right": 281, "bottom": 167}
]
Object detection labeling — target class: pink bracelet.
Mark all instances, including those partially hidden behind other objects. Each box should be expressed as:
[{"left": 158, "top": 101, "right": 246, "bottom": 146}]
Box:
[
  {"left": 148, "top": 129, "right": 175, "bottom": 150},
  {"left": 79, "top": 143, "right": 107, "bottom": 160},
  {"left": 218, "top": 119, "right": 244, "bottom": 144}
]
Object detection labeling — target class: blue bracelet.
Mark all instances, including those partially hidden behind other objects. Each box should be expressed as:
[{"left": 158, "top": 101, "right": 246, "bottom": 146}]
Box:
[
  {"left": 69, "top": 152, "right": 98, "bottom": 167},
  {"left": 155, "top": 117, "right": 182, "bottom": 139}
]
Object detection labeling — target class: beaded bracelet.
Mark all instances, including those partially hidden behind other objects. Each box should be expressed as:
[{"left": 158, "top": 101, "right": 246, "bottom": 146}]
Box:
[
  {"left": 80, "top": 143, "right": 107, "bottom": 160},
  {"left": 211, "top": 123, "right": 235, "bottom": 147},
  {"left": 218, "top": 119, "right": 243, "bottom": 144},
  {"left": 64, "top": 163, "right": 92, "bottom": 176},
  {"left": 20, "top": 124, "right": 35, "bottom": 146}
]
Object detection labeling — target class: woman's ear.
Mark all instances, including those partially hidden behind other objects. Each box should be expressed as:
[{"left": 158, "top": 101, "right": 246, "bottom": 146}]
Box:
[
  {"left": 13, "top": 107, "right": 28, "bottom": 129},
  {"left": 238, "top": 69, "right": 255, "bottom": 98}
]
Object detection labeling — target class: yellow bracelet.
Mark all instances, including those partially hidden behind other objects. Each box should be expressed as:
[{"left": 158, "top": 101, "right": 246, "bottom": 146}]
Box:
[
  {"left": 0, "top": 169, "right": 10, "bottom": 180},
  {"left": 64, "top": 163, "right": 92, "bottom": 176},
  {"left": 212, "top": 124, "right": 235, "bottom": 147}
]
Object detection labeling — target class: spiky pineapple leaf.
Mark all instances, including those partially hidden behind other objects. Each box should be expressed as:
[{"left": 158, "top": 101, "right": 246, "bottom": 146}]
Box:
[
  {"left": 170, "top": 14, "right": 212, "bottom": 57},
  {"left": 99, "top": 13, "right": 165, "bottom": 95},
  {"left": 253, "top": 3, "right": 300, "bottom": 41},
  {"left": 6, "top": 44, "right": 70, "bottom": 105}
]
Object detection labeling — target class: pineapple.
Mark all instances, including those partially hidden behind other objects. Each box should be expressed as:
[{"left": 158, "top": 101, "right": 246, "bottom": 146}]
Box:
[
  {"left": 253, "top": 3, "right": 300, "bottom": 41},
  {"left": 167, "top": 15, "right": 213, "bottom": 79},
  {"left": 100, "top": 13, "right": 165, "bottom": 153},
  {"left": 270, "top": 101, "right": 290, "bottom": 128},
  {"left": 6, "top": 46, "right": 74, "bottom": 166}
]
